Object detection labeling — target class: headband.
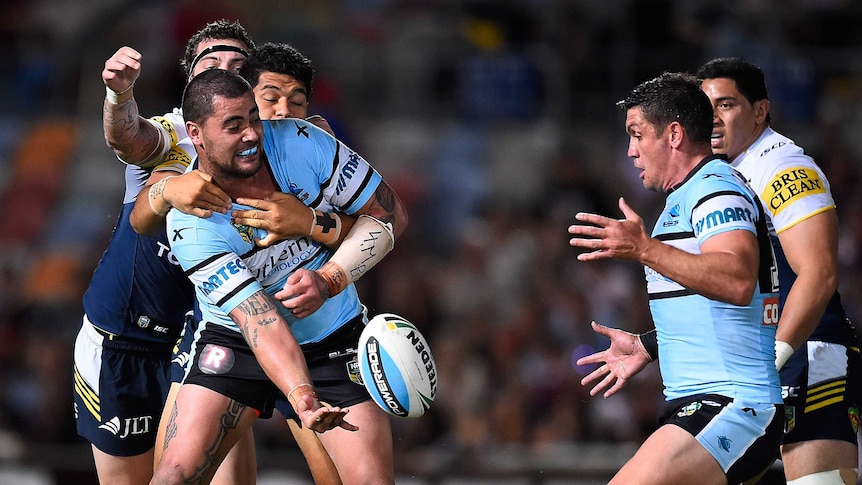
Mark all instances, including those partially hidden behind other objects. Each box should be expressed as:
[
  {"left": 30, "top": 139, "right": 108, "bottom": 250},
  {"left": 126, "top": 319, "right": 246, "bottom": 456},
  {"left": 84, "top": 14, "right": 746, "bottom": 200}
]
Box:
[{"left": 188, "top": 44, "right": 249, "bottom": 79}]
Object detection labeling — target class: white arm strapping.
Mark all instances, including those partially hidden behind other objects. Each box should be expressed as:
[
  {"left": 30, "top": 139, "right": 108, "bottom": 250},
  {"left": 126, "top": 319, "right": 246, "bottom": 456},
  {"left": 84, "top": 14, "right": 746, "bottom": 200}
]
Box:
[{"left": 317, "top": 214, "right": 394, "bottom": 297}]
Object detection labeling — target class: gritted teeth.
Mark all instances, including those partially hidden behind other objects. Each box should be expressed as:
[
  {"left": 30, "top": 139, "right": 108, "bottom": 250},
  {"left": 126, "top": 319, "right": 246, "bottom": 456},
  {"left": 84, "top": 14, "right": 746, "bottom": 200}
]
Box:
[{"left": 237, "top": 146, "right": 257, "bottom": 157}]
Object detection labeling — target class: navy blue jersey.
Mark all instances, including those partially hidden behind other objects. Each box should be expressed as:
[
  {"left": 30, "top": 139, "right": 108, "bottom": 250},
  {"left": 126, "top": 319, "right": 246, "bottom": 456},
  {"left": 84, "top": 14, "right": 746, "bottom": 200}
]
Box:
[{"left": 82, "top": 165, "right": 194, "bottom": 343}]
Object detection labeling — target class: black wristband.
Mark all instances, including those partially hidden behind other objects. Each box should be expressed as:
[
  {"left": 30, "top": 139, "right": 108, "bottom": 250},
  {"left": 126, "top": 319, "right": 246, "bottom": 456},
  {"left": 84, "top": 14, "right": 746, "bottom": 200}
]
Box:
[{"left": 639, "top": 329, "right": 658, "bottom": 361}]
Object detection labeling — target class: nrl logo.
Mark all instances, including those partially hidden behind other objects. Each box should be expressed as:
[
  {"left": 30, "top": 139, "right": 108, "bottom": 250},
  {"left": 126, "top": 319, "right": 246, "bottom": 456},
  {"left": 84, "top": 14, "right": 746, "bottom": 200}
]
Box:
[{"left": 231, "top": 222, "right": 255, "bottom": 244}]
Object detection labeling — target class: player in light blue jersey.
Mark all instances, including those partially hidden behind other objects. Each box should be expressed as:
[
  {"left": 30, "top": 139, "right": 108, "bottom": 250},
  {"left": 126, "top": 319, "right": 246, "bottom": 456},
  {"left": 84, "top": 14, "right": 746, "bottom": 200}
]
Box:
[
  {"left": 152, "top": 69, "right": 407, "bottom": 485},
  {"left": 569, "top": 72, "right": 783, "bottom": 485}
]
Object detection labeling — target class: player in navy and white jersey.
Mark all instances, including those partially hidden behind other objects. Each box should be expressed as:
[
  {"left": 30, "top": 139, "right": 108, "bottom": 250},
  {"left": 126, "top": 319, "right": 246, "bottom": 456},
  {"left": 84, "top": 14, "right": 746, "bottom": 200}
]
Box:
[
  {"left": 569, "top": 72, "right": 783, "bottom": 484},
  {"left": 153, "top": 69, "right": 407, "bottom": 484},
  {"left": 75, "top": 20, "right": 257, "bottom": 485},
  {"left": 698, "top": 57, "right": 860, "bottom": 485},
  {"left": 72, "top": 153, "right": 196, "bottom": 482}
]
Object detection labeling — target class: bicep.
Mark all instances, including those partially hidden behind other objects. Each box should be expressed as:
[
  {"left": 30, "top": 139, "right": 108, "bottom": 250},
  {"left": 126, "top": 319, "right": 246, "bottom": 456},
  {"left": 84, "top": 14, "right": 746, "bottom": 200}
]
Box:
[
  {"left": 353, "top": 179, "right": 408, "bottom": 237},
  {"left": 778, "top": 209, "right": 838, "bottom": 277},
  {"left": 699, "top": 229, "right": 759, "bottom": 278}
]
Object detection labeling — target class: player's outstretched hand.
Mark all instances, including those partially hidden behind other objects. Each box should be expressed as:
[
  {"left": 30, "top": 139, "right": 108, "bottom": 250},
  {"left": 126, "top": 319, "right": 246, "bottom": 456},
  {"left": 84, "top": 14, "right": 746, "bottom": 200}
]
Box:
[
  {"left": 163, "top": 170, "right": 232, "bottom": 217},
  {"left": 568, "top": 197, "right": 650, "bottom": 262},
  {"left": 233, "top": 192, "right": 312, "bottom": 247},
  {"left": 274, "top": 269, "right": 328, "bottom": 319},
  {"left": 291, "top": 386, "right": 358, "bottom": 433},
  {"left": 103, "top": 46, "right": 142, "bottom": 95},
  {"left": 576, "top": 321, "right": 653, "bottom": 398}
]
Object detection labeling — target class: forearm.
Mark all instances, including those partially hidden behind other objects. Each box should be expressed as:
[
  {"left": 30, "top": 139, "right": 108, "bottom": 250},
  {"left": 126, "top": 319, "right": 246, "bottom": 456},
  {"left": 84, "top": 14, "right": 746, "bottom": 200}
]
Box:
[
  {"left": 776, "top": 270, "right": 836, "bottom": 349},
  {"left": 639, "top": 239, "right": 755, "bottom": 305},
  {"left": 316, "top": 214, "right": 395, "bottom": 297},
  {"left": 231, "top": 292, "right": 313, "bottom": 395},
  {"left": 129, "top": 173, "right": 174, "bottom": 236},
  {"left": 103, "top": 91, "right": 163, "bottom": 165}
]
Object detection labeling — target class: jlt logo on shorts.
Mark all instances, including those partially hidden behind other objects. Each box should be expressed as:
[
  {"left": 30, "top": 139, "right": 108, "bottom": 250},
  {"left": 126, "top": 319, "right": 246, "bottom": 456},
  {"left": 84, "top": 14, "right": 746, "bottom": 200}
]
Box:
[
  {"left": 98, "top": 415, "right": 154, "bottom": 438},
  {"left": 199, "top": 344, "right": 235, "bottom": 375}
]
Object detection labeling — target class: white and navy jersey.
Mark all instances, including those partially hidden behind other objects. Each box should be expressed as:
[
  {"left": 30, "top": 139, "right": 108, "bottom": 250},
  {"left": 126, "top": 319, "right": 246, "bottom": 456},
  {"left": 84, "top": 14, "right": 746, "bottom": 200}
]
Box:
[
  {"left": 83, "top": 156, "right": 194, "bottom": 344},
  {"left": 123, "top": 108, "right": 194, "bottom": 173},
  {"left": 730, "top": 127, "right": 851, "bottom": 344},
  {"left": 649, "top": 155, "right": 782, "bottom": 403},
  {"left": 167, "top": 119, "right": 381, "bottom": 344}
]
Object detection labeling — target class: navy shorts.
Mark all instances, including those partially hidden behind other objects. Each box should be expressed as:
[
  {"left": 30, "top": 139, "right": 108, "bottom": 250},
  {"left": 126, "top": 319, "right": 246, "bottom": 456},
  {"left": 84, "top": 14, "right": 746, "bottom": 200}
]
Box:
[
  {"left": 73, "top": 317, "right": 174, "bottom": 456},
  {"left": 660, "top": 393, "right": 784, "bottom": 485},
  {"left": 780, "top": 339, "right": 862, "bottom": 445},
  {"left": 274, "top": 316, "right": 369, "bottom": 421},
  {"left": 169, "top": 311, "right": 197, "bottom": 384}
]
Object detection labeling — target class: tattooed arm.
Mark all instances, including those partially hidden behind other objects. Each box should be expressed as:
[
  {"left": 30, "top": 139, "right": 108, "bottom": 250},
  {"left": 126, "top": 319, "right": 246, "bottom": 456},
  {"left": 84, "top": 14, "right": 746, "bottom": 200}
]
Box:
[
  {"left": 358, "top": 178, "right": 408, "bottom": 239},
  {"left": 229, "top": 289, "right": 355, "bottom": 432},
  {"left": 102, "top": 46, "right": 168, "bottom": 165}
]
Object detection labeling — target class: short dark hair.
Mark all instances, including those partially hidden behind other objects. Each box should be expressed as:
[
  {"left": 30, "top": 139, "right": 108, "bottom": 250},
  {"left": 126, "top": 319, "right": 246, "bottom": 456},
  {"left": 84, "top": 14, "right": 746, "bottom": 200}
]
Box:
[
  {"left": 617, "top": 72, "right": 714, "bottom": 145},
  {"left": 181, "top": 19, "right": 256, "bottom": 79},
  {"left": 240, "top": 42, "right": 315, "bottom": 100},
  {"left": 182, "top": 69, "right": 253, "bottom": 125},
  {"left": 695, "top": 57, "right": 771, "bottom": 124}
]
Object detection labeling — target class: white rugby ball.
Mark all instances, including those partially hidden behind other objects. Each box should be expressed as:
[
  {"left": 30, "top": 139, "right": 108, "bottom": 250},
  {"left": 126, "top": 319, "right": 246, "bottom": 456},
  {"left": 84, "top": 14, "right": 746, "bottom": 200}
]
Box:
[{"left": 358, "top": 313, "right": 437, "bottom": 418}]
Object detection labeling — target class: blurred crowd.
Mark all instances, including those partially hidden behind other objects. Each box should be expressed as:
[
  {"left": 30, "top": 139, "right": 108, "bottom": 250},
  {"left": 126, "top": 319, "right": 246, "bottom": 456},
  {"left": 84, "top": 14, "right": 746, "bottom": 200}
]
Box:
[{"left": 0, "top": 0, "right": 860, "bottom": 480}]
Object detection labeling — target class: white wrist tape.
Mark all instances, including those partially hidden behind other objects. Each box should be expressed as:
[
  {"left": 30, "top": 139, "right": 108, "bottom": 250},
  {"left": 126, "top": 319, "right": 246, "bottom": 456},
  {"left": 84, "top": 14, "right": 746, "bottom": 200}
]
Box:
[
  {"left": 775, "top": 340, "right": 794, "bottom": 371},
  {"left": 105, "top": 84, "right": 134, "bottom": 104},
  {"left": 317, "top": 214, "right": 394, "bottom": 297}
]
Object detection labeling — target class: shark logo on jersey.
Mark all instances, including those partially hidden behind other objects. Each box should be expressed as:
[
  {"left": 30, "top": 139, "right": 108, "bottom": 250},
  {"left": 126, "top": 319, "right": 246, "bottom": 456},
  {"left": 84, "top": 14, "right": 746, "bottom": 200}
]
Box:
[
  {"left": 718, "top": 436, "right": 732, "bottom": 452},
  {"left": 231, "top": 222, "right": 255, "bottom": 244},
  {"left": 663, "top": 204, "right": 681, "bottom": 227},
  {"left": 286, "top": 180, "right": 310, "bottom": 203}
]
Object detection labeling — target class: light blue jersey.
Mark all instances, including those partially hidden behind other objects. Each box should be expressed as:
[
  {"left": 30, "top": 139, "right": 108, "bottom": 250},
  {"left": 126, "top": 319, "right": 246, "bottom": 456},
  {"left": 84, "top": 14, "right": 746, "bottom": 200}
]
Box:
[
  {"left": 649, "top": 155, "right": 782, "bottom": 404},
  {"left": 167, "top": 119, "right": 381, "bottom": 344}
]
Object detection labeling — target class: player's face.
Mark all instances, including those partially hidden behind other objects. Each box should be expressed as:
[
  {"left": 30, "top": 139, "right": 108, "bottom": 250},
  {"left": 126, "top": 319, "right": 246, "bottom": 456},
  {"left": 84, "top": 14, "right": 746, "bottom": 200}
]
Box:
[
  {"left": 191, "top": 39, "right": 249, "bottom": 78},
  {"left": 196, "top": 93, "right": 263, "bottom": 178},
  {"left": 253, "top": 72, "right": 309, "bottom": 120},
  {"left": 625, "top": 107, "right": 673, "bottom": 192},
  {"left": 701, "top": 77, "right": 768, "bottom": 162}
]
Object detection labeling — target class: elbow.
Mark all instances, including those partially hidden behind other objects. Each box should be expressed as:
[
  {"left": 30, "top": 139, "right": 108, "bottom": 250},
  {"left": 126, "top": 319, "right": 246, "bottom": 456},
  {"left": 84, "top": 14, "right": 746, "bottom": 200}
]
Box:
[
  {"left": 394, "top": 209, "right": 408, "bottom": 240},
  {"left": 725, "top": 280, "right": 757, "bottom": 307},
  {"left": 821, "top": 269, "right": 839, "bottom": 295}
]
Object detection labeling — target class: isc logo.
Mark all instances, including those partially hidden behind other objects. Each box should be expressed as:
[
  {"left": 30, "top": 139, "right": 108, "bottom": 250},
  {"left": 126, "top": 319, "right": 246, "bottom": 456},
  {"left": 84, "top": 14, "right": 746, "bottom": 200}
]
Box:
[{"left": 762, "top": 297, "right": 779, "bottom": 325}]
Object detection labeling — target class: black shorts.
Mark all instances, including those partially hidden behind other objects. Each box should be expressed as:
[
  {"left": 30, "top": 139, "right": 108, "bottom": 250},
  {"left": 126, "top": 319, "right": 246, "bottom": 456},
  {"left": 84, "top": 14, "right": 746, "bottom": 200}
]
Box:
[
  {"left": 184, "top": 316, "right": 370, "bottom": 420},
  {"left": 660, "top": 393, "right": 784, "bottom": 485},
  {"left": 780, "top": 339, "right": 862, "bottom": 445},
  {"left": 274, "top": 316, "right": 369, "bottom": 420}
]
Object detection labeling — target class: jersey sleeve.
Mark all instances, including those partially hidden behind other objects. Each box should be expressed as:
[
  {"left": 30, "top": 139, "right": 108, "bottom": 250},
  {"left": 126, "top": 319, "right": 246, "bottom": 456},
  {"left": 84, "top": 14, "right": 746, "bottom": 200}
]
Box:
[
  {"left": 755, "top": 147, "right": 835, "bottom": 234},
  {"left": 167, "top": 213, "right": 262, "bottom": 315},
  {"left": 323, "top": 140, "right": 383, "bottom": 215},
  {"left": 691, "top": 190, "right": 758, "bottom": 245},
  {"left": 263, "top": 119, "right": 382, "bottom": 215},
  {"left": 128, "top": 109, "right": 193, "bottom": 174}
]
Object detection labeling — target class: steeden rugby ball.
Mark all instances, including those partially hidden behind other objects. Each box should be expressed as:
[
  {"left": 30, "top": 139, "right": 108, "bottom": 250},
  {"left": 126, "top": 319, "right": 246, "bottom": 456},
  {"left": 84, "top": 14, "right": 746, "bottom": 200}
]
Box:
[{"left": 358, "top": 313, "right": 437, "bottom": 418}]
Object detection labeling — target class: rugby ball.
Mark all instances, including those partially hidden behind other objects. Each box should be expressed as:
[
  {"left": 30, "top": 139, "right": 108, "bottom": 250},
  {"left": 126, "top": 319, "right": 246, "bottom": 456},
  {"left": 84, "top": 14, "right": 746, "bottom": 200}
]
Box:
[{"left": 358, "top": 313, "right": 437, "bottom": 418}]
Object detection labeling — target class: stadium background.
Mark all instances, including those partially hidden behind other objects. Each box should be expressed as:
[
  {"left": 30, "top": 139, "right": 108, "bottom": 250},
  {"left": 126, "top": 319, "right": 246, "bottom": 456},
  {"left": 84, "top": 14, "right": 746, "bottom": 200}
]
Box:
[{"left": 0, "top": 0, "right": 860, "bottom": 483}]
